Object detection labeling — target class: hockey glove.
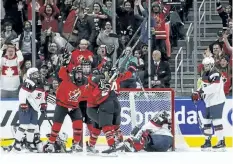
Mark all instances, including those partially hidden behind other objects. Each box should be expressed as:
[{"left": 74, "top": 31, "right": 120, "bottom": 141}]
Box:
[
  {"left": 191, "top": 91, "right": 201, "bottom": 102},
  {"left": 19, "top": 104, "right": 29, "bottom": 112},
  {"left": 40, "top": 103, "right": 47, "bottom": 113}
]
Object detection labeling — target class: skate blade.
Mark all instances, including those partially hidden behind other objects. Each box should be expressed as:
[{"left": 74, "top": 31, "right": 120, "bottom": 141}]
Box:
[
  {"left": 212, "top": 148, "right": 226, "bottom": 152},
  {"left": 101, "top": 152, "right": 118, "bottom": 157},
  {"left": 201, "top": 148, "right": 212, "bottom": 152},
  {"left": 86, "top": 152, "right": 100, "bottom": 156}
]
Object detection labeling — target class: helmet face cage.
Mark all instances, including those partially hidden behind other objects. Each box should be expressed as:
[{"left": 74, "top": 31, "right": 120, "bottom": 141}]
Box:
[
  {"left": 81, "top": 60, "right": 91, "bottom": 75},
  {"left": 30, "top": 71, "right": 41, "bottom": 82}
]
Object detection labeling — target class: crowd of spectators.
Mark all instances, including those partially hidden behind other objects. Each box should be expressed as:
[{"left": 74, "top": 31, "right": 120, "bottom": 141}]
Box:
[
  {"left": 0, "top": 0, "right": 192, "bottom": 99},
  {"left": 198, "top": 0, "right": 232, "bottom": 96}
]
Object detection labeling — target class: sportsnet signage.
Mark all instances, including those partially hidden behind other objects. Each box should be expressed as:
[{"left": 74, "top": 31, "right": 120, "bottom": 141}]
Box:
[{"left": 0, "top": 98, "right": 232, "bottom": 138}]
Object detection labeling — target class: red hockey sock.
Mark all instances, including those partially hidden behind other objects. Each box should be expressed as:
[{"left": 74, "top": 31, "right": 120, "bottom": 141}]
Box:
[
  {"left": 102, "top": 125, "right": 115, "bottom": 146},
  {"left": 89, "top": 127, "right": 101, "bottom": 146},
  {"left": 49, "top": 122, "right": 62, "bottom": 143},
  {"left": 72, "top": 120, "right": 83, "bottom": 144},
  {"left": 114, "top": 125, "right": 123, "bottom": 142},
  {"left": 133, "top": 137, "right": 146, "bottom": 152},
  {"left": 87, "top": 124, "right": 93, "bottom": 136}
]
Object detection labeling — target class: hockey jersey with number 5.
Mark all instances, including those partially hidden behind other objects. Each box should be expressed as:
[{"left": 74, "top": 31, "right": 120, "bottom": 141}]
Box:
[
  {"left": 199, "top": 69, "right": 226, "bottom": 107},
  {"left": 19, "top": 79, "right": 46, "bottom": 112}
]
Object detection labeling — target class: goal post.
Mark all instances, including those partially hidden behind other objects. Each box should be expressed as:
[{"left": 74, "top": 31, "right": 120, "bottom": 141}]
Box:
[{"left": 118, "top": 88, "right": 188, "bottom": 151}]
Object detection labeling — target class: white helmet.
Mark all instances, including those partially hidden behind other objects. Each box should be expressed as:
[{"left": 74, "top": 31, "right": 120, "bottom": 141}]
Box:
[
  {"left": 27, "top": 67, "right": 39, "bottom": 78},
  {"left": 202, "top": 57, "right": 215, "bottom": 71}
]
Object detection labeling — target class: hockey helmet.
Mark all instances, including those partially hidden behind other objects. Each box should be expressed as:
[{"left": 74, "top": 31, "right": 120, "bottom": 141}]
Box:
[
  {"left": 27, "top": 67, "right": 40, "bottom": 82},
  {"left": 202, "top": 57, "right": 215, "bottom": 71}
]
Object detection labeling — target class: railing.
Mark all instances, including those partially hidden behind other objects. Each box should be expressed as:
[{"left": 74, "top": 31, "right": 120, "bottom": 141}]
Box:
[
  {"left": 185, "top": 23, "right": 194, "bottom": 72},
  {"left": 209, "top": 0, "right": 218, "bottom": 21},
  {"left": 175, "top": 47, "right": 184, "bottom": 93},
  {"left": 198, "top": 0, "right": 206, "bottom": 45}
]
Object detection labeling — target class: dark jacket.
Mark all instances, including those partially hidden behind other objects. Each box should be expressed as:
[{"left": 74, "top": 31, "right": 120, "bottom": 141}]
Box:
[
  {"left": 151, "top": 60, "right": 171, "bottom": 88},
  {"left": 74, "top": 15, "right": 96, "bottom": 44}
]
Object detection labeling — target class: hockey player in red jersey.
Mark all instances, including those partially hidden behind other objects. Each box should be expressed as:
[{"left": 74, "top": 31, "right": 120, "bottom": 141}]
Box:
[
  {"left": 44, "top": 61, "right": 86, "bottom": 153},
  {"left": 86, "top": 61, "right": 136, "bottom": 155}
]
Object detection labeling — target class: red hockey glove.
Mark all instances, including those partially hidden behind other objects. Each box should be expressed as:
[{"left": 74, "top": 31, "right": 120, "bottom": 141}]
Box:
[
  {"left": 40, "top": 103, "right": 47, "bottom": 113},
  {"left": 128, "top": 65, "right": 137, "bottom": 73},
  {"left": 19, "top": 104, "right": 29, "bottom": 112},
  {"left": 191, "top": 91, "right": 200, "bottom": 102}
]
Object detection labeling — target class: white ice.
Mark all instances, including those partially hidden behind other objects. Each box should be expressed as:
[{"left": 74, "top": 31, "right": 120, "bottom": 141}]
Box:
[{"left": 1, "top": 146, "right": 232, "bottom": 164}]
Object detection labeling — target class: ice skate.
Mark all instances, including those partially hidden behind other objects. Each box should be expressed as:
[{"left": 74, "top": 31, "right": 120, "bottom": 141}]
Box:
[
  {"left": 71, "top": 143, "right": 83, "bottom": 153},
  {"left": 86, "top": 142, "right": 99, "bottom": 155},
  {"left": 101, "top": 144, "right": 118, "bottom": 157},
  {"left": 12, "top": 140, "right": 25, "bottom": 153},
  {"left": 26, "top": 142, "right": 38, "bottom": 153},
  {"left": 212, "top": 140, "right": 226, "bottom": 152},
  {"left": 201, "top": 139, "right": 211, "bottom": 151},
  {"left": 1, "top": 145, "right": 13, "bottom": 152}
]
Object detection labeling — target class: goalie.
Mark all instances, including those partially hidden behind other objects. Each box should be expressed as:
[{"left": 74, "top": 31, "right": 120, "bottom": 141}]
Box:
[{"left": 123, "top": 111, "right": 173, "bottom": 152}]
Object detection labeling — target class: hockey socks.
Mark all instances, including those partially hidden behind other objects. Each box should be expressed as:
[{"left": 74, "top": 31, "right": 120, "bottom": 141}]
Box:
[
  {"left": 49, "top": 122, "right": 62, "bottom": 143},
  {"left": 87, "top": 124, "right": 93, "bottom": 135},
  {"left": 89, "top": 127, "right": 101, "bottom": 146},
  {"left": 103, "top": 125, "right": 115, "bottom": 146},
  {"left": 72, "top": 120, "right": 83, "bottom": 144},
  {"left": 114, "top": 125, "right": 123, "bottom": 143}
]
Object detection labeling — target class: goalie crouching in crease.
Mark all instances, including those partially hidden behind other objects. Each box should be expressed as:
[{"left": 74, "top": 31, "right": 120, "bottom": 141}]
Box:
[{"left": 124, "top": 111, "right": 173, "bottom": 152}]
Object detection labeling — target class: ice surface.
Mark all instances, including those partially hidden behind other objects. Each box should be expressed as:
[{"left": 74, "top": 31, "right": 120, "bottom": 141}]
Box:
[{"left": 1, "top": 146, "right": 232, "bottom": 164}]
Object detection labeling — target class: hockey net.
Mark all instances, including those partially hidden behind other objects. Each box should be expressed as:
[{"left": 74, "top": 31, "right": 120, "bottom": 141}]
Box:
[{"left": 118, "top": 88, "right": 189, "bottom": 151}]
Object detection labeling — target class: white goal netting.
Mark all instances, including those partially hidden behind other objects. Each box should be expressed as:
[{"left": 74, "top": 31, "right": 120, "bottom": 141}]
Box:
[{"left": 118, "top": 89, "right": 189, "bottom": 151}]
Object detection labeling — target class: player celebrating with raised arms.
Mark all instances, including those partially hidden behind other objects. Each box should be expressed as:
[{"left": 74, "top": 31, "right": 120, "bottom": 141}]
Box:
[
  {"left": 191, "top": 57, "right": 226, "bottom": 151},
  {"left": 13, "top": 68, "right": 47, "bottom": 152},
  {"left": 43, "top": 56, "right": 85, "bottom": 153}
]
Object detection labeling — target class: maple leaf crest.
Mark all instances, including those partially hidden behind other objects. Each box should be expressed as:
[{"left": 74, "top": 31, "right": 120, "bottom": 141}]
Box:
[
  {"left": 68, "top": 88, "right": 81, "bottom": 102},
  {"left": 5, "top": 67, "right": 14, "bottom": 77}
]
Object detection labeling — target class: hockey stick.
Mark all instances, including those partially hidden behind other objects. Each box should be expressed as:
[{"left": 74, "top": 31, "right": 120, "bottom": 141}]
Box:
[{"left": 109, "top": 37, "right": 141, "bottom": 83}]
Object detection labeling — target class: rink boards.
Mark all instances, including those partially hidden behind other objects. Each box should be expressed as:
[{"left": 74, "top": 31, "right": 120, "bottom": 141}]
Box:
[{"left": 0, "top": 97, "right": 232, "bottom": 147}]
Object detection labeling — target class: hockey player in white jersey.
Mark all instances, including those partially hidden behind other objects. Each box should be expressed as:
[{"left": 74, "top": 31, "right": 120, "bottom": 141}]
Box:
[
  {"left": 123, "top": 111, "right": 173, "bottom": 152},
  {"left": 191, "top": 57, "right": 226, "bottom": 150},
  {"left": 13, "top": 68, "right": 47, "bottom": 152}
]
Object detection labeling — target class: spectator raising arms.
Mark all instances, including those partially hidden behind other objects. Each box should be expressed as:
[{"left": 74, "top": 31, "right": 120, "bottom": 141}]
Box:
[
  {"left": 39, "top": 0, "right": 60, "bottom": 32},
  {"left": 0, "top": 43, "right": 24, "bottom": 98}
]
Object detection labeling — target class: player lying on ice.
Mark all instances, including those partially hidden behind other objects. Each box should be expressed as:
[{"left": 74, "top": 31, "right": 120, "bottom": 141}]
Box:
[{"left": 123, "top": 111, "right": 173, "bottom": 152}]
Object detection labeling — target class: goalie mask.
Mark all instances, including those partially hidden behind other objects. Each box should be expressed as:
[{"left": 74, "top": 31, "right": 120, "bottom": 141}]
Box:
[
  {"left": 151, "top": 110, "right": 171, "bottom": 126},
  {"left": 27, "top": 67, "right": 41, "bottom": 83},
  {"left": 81, "top": 60, "right": 92, "bottom": 75},
  {"left": 202, "top": 57, "right": 215, "bottom": 72}
]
